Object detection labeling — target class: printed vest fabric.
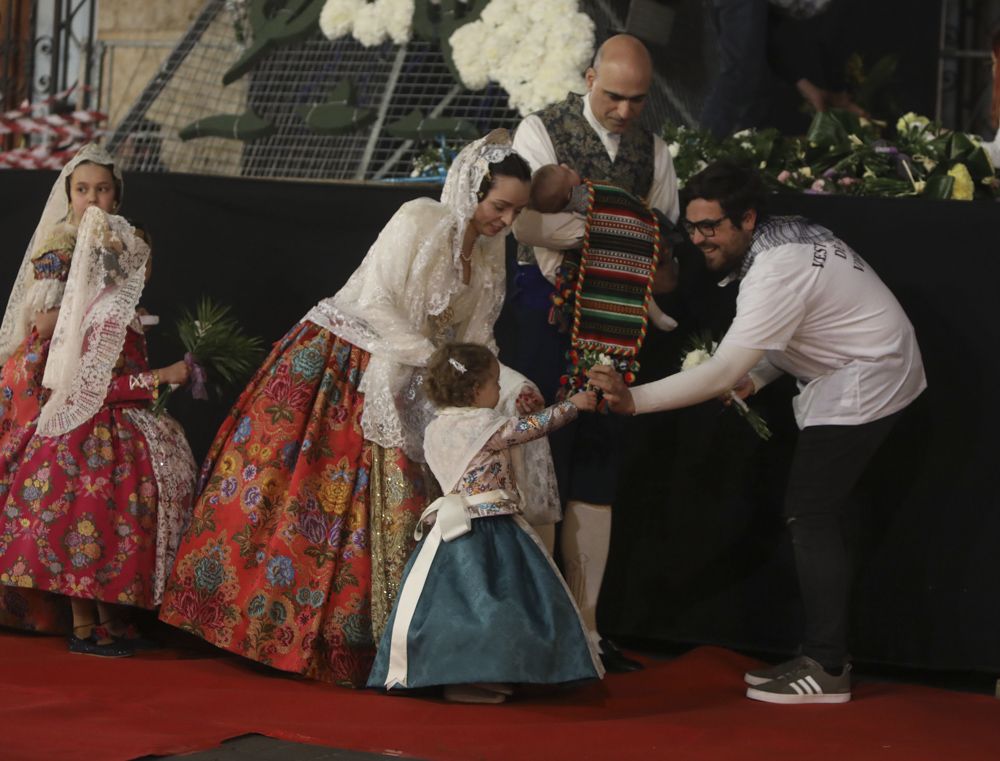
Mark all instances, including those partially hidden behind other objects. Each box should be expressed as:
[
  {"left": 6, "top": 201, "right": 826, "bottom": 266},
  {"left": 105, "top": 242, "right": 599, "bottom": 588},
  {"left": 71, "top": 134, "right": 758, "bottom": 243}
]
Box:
[{"left": 538, "top": 93, "right": 654, "bottom": 198}]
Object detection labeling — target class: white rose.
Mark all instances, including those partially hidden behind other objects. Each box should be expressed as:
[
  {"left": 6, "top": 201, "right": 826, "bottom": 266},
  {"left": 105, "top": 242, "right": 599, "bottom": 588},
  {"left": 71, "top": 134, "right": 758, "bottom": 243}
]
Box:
[
  {"left": 740, "top": 141, "right": 753, "bottom": 150},
  {"left": 681, "top": 349, "right": 712, "bottom": 370},
  {"left": 353, "top": 5, "right": 387, "bottom": 46},
  {"left": 385, "top": 0, "right": 415, "bottom": 43},
  {"left": 733, "top": 129, "right": 752, "bottom": 139},
  {"left": 319, "top": 0, "right": 363, "bottom": 40},
  {"left": 668, "top": 142, "right": 680, "bottom": 158},
  {"left": 448, "top": 2, "right": 595, "bottom": 115}
]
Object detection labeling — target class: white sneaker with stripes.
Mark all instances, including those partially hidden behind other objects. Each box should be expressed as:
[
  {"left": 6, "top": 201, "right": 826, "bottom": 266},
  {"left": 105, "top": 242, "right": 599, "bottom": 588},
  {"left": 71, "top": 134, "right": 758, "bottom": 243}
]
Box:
[{"left": 746, "top": 656, "right": 851, "bottom": 704}]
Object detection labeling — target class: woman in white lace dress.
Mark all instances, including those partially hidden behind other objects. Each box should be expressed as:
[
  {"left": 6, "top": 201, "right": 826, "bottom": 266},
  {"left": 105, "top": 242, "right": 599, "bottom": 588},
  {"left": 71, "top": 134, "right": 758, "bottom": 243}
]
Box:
[{"left": 160, "top": 130, "right": 538, "bottom": 687}]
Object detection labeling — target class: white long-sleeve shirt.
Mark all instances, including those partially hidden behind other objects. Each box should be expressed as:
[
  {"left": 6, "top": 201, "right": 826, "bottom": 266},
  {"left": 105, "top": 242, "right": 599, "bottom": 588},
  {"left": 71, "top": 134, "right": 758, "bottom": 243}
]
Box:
[{"left": 630, "top": 230, "right": 926, "bottom": 429}]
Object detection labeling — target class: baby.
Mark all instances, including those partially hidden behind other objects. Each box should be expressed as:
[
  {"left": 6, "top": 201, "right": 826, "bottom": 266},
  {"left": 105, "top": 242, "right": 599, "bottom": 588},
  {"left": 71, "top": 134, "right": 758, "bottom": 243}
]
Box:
[{"left": 529, "top": 164, "right": 678, "bottom": 332}]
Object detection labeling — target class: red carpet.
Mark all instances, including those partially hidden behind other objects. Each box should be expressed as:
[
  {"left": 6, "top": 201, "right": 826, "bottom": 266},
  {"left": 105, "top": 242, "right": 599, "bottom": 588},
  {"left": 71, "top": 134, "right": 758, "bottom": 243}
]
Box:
[{"left": 1, "top": 631, "right": 997, "bottom": 761}]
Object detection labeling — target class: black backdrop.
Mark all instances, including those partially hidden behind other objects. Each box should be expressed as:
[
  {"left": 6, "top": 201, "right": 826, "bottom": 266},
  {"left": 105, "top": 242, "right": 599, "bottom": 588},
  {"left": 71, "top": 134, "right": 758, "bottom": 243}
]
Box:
[{"left": 2, "top": 170, "right": 998, "bottom": 673}]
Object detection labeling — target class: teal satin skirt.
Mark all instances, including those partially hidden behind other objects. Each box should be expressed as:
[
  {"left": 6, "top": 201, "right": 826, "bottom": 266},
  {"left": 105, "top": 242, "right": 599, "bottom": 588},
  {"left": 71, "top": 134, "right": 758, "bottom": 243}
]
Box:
[{"left": 367, "top": 514, "right": 601, "bottom": 689}]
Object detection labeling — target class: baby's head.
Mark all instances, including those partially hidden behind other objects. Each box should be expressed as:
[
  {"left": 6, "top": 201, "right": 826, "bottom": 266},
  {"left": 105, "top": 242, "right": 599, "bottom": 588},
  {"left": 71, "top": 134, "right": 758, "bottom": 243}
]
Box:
[
  {"left": 530, "top": 163, "right": 583, "bottom": 213},
  {"left": 425, "top": 343, "right": 500, "bottom": 409}
]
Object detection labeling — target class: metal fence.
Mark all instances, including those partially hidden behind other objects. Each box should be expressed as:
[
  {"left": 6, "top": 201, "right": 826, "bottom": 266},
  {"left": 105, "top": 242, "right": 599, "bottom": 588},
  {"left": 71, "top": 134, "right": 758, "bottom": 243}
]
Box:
[{"left": 106, "top": 0, "right": 714, "bottom": 182}]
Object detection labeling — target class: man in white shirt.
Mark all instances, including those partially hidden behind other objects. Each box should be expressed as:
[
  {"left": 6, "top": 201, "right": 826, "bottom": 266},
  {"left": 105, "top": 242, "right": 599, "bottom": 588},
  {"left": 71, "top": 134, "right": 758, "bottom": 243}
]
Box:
[
  {"left": 590, "top": 161, "right": 926, "bottom": 703},
  {"left": 506, "top": 34, "right": 681, "bottom": 673}
]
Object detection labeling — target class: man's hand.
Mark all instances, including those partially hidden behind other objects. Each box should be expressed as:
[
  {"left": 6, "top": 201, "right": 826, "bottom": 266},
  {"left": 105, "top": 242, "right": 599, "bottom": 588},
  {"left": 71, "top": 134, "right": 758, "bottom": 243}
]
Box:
[
  {"left": 721, "top": 374, "right": 755, "bottom": 406},
  {"left": 587, "top": 365, "right": 636, "bottom": 415}
]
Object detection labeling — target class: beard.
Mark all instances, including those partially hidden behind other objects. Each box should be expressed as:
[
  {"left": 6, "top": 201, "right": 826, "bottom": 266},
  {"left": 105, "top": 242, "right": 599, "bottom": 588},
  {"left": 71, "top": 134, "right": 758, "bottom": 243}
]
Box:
[{"left": 699, "top": 242, "right": 744, "bottom": 276}]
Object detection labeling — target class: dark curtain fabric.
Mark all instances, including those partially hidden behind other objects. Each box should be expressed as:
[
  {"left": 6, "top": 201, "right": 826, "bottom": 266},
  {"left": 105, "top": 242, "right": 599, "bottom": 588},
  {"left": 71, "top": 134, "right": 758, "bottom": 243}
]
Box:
[{"left": 2, "top": 170, "right": 998, "bottom": 672}]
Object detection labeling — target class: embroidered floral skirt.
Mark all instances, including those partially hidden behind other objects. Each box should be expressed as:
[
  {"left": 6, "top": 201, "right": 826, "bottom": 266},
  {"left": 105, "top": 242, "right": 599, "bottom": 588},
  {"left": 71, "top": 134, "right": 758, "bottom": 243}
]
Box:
[
  {"left": 0, "top": 329, "right": 79, "bottom": 632},
  {"left": 0, "top": 328, "right": 50, "bottom": 494},
  {"left": 159, "top": 321, "right": 431, "bottom": 687},
  {"left": 0, "top": 404, "right": 160, "bottom": 609}
]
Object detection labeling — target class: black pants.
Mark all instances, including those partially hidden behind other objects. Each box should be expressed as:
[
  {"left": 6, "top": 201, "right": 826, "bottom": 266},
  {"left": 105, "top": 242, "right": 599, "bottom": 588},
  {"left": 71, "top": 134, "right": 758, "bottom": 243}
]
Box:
[{"left": 784, "top": 411, "right": 901, "bottom": 669}]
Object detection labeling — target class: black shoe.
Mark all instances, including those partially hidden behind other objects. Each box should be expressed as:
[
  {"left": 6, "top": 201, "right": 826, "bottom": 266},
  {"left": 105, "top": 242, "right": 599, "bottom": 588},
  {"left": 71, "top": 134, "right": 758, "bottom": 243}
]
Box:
[
  {"left": 599, "top": 638, "right": 644, "bottom": 673},
  {"left": 101, "top": 619, "right": 162, "bottom": 651},
  {"left": 68, "top": 632, "right": 134, "bottom": 658}
]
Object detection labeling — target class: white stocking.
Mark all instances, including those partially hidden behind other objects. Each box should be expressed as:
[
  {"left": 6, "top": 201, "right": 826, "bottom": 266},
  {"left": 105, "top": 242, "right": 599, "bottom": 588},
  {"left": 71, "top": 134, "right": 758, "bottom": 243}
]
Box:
[{"left": 560, "top": 500, "right": 612, "bottom": 646}]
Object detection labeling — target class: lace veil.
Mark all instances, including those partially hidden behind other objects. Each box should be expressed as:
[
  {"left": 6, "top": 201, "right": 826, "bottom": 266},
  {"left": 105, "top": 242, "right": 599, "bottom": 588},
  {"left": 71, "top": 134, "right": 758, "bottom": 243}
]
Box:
[
  {"left": 0, "top": 144, "right": 123, "bottom": 363},
  {"left": 37, "top": 207, "right": 149, "bottom": 437},
  {"left": 307, "top": 129, "right": 518, "bottom": 459}
]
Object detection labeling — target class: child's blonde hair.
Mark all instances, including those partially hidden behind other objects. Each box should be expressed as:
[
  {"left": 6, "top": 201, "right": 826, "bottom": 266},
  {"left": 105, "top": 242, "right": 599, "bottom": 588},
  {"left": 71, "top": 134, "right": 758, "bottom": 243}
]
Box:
[{"left": 425, "top": 343, "right": 496, "bottom": 407}]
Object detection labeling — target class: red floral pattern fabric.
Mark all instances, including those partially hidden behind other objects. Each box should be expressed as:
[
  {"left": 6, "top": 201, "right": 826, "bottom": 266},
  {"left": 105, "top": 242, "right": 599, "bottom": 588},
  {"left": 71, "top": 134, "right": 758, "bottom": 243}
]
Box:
[
  {"left": 0, "top": 245, "right": 72, "bottom": 632},
  {"left": 160, "top": 323, "right": 429, "bottom": 687},
  {"left": 0, "top": 327, "right": 159, "bottom": 608}
]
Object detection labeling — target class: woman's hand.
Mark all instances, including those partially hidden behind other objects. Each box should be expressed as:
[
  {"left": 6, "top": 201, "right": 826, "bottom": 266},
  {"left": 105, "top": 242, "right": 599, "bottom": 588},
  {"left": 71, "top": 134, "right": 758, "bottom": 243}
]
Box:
[
  {"left": 515, "top": 385, "right": 545, "bottom": 414},
  {"left": 157, "top": 359, "right": 190, "bottom": 386},
  {"left": 587, "top": 365, "right": 636, "bottom": 415},
  {"left": 32, "top": 308, "right": 60, "bottom": 340}
]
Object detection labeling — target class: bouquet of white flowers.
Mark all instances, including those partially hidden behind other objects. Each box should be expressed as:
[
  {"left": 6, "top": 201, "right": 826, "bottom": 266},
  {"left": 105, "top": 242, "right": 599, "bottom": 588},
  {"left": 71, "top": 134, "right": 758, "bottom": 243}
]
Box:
[{"left": 681, "top": 334, "right": 771, "bottom": 441}]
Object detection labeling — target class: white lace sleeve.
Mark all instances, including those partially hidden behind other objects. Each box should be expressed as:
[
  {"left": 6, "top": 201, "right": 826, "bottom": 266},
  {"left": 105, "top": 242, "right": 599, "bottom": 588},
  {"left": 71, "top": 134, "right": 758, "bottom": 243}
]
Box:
[
  {"left": 497, "top": 364, "right": 562, "bottom": 526},
  {"left": 321, "top": 204, "right": 440, "bottom": 366}
]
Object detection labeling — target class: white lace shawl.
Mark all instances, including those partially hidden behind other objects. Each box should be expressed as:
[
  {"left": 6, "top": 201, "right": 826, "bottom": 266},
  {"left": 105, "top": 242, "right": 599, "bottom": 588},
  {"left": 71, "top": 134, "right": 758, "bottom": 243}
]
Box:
[
  {"left": 123, "top": 407, "right": 198, "bottom": 604},
  {"left": 37, "top": 208, "right": 149, "bottom": 437},
  {"left": 422, "top": 370, "right": 561, "bottom": 526},
  {"left": 0, "top": 144, "right": 123, "bottom": 363},
  {"left": 305, "top": 129, "right": 515, "bottom": 460},
  {"left": 424, "top": 407, "right": 508, "bottom": 495}
]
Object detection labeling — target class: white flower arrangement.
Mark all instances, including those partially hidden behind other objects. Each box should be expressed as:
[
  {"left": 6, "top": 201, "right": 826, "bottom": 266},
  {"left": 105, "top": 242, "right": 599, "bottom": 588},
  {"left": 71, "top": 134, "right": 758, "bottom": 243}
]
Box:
[
  {"left": 319, "top": 0, "right": 415, "bottom": 47},
  {"left": 448, "top": 0, "right": 594, "bottom": 115},
  {"left": 681, "top": 336, "right": 771, "bottom": 441},
  {"left": 318, "top": 0, "right": 593, "bottom": 115}
]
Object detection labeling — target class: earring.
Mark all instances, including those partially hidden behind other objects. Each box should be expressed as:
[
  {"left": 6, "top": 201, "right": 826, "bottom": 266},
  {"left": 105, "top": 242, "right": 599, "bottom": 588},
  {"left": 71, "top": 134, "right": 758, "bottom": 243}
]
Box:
[{"left": 112, "top": 202, "right": 120, "bottom": 213}]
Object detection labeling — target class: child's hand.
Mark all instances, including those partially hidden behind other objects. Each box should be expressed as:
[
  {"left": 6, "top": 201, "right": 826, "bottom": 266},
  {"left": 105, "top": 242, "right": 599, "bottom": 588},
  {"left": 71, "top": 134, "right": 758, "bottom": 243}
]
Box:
[
  {"left": 157, "top": 359, "right": 190, "bottom": 386},
  {"left": 568, "top": 389, "right": 598, "bottom": 411},
  {"left": 515, "top": 385, "right": 545, "bottom": 414}
]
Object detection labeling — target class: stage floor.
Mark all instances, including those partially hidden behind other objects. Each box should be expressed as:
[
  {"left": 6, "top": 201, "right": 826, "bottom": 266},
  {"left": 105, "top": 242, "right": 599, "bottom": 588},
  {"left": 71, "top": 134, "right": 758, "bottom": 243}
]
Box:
[{"left": 2, "top": 630, "right": 998, "bottom": 761}]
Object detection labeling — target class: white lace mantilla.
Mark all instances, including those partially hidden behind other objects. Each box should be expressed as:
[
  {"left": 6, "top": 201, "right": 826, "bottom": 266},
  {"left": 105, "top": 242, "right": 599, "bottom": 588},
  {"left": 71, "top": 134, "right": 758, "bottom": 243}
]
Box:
[
  {"left": 0, "top": 144, "right": 123, "bottom": 363},
  {"left": 23, "top": 279, "right": 66, "bottom": 316},
  {"left": 123, "top": 408, "right": 197, "bottom": 605},
  {"left": 305, "top": 202, "right": 506, "bottom": 461},
  {"left": 38, "top": 208, "right": 150, "bottom": 437}
]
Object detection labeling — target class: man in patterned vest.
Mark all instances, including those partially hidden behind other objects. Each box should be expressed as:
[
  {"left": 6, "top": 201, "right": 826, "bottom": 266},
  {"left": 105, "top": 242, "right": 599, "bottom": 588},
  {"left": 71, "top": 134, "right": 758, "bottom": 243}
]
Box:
[{"left": 509, "top": 33, "right": 680, "bottom": 673}]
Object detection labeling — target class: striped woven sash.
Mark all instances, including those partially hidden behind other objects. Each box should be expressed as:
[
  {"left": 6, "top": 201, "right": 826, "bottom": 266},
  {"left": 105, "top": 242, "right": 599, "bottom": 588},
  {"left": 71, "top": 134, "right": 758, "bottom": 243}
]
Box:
[{"left": 558, "top": 182, "right": 660, "bottom": 393}]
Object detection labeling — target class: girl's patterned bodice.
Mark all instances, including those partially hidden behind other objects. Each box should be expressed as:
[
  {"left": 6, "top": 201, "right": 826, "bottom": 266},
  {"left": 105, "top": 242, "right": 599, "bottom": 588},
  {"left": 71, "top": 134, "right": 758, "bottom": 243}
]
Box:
[
  {"left": 31, "top": 248, "right": 72, "bottom": 283},
  {"left": 455, "top": 400, "right": 577, "bottom": 517}
]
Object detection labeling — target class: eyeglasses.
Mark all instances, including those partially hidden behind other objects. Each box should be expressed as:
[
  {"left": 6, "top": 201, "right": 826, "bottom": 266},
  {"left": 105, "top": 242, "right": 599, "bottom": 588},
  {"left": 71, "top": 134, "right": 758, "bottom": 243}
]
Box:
[{"left": 681, "top": 216, "right": 729, "bottom": 238}]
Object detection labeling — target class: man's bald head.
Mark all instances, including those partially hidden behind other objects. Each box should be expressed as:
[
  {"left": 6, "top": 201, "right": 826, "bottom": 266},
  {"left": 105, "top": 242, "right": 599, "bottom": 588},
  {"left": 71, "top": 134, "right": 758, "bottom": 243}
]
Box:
[{"left": 586, "top": 35, "right": 653, "bottom": 134}]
